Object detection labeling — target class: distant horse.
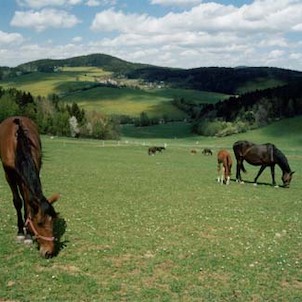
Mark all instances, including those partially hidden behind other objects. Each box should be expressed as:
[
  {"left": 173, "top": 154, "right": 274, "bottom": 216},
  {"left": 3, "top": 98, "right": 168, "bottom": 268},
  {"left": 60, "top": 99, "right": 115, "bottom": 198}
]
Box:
[
  {"left": 202, "top": 148, "right": 212, "bottom": 156},
  {"left": 0, "top": 116, "right": 60, "bottom": 258},
  {"left": 191, "top": 149, "right": 197, "bottom": 155},
  {"left": 233, "top": 140, "right": 294, "bottom": 187},
  {"left": 217, "top": 149, "right": 232, "bottom": 185},
  {"left": 148, "top": 146, "right": 166, "bottom": 155}
]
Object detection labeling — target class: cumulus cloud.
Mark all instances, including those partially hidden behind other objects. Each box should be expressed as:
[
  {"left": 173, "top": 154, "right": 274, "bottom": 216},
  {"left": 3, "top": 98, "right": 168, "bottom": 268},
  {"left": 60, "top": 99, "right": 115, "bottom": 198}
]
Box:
[
  {"left": 91, "top": 1, "right": 302, "bottom": 35},
  {"left": 11, "top": 9, "right": 81, "bottom": 31},
  {"left": 72, "top": 36, "right": 83, "bottom": 42},
  {"left": 150, "top": 0, "right": 202, "bottom": 7},
  {"left": 91, "top": 10, "right": 152, "bottom": 32},
  {"left": 2, "top": 0, "right": 302, "bottom": 70},
  {"left": 17, "top": 0, "right": 82, "bottom": 8},
  {"left": 0, "top": 31, "right": 24, "bottom": 45},
  {"left": 86, "top": 0, "right": 115, "bottom": 6},
  {"left": 88, "top": 0, "right": 302, "bottom": 69}
]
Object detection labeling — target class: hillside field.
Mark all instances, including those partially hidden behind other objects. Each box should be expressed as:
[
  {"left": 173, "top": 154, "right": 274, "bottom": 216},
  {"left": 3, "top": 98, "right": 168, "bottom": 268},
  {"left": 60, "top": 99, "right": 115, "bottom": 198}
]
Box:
[
  {"left": 0, "top": 117, "right": 301, "bottom": 301},
  {"left": 0, "top": 67, "right": 229, "bottom": 119}
]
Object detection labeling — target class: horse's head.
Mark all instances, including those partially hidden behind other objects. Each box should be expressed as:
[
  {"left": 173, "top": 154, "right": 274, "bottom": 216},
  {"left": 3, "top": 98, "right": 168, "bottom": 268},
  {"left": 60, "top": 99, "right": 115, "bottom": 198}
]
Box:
[
  {"left": 28, "top": 194, "right": 60, "bottom": 258},
  {"left": 282, "top": 171, "right": 295, "bottom": 188}
]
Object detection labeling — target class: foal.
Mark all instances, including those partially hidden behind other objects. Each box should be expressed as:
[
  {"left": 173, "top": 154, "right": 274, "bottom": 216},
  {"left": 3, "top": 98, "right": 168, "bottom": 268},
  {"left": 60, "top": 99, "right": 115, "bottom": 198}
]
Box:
[{"left": 217, "top": 149, "right": 233, "bottom": 185}]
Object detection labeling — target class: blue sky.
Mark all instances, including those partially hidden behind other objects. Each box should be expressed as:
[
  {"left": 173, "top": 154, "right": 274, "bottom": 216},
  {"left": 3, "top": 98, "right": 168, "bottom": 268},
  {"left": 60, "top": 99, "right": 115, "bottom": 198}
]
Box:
[{"left": 0, "top": 0, "right": 302, "bottom": 70}]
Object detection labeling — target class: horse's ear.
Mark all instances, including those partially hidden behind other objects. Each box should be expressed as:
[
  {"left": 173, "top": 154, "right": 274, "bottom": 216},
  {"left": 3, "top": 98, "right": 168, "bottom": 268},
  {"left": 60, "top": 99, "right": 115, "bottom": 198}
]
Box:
[
  {"left": 48, "top": 193, "right": 60, "bottom": 204},
  {"left": 291, "top": 171, "right": 295, "bottom": 175}
]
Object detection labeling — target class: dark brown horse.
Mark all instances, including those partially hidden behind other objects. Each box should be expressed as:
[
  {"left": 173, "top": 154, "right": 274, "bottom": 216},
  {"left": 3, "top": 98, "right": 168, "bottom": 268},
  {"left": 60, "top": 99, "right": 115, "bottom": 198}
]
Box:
[
  {"left": 217, "top": 149, "right": 232, "bottom": 185},
  {"left": 148, "top": 146, "right": 166, "bottom": 155},
  {"left": 0, "top": 116, "right": 59, "bottom": 257},
  {"left": 202, "top": 148, "right": 212, "bottom": 156},
  {"left": 233, "top": 140, "right": 294, "bottom": 187}
]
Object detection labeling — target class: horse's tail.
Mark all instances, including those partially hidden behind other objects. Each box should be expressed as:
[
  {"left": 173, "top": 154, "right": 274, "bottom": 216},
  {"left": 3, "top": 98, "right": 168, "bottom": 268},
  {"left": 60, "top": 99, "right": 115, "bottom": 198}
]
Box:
[
  {"left": 226, "top": 153, "right": 232, "bottom": 174},
  {"left": 14, "top": 118, "right": 43, "bottom": 198}
]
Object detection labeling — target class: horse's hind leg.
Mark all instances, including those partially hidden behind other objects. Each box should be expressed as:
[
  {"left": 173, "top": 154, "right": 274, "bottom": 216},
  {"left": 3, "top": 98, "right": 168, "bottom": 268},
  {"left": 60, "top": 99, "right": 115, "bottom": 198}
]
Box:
[
  {"left": 235, "top": 159, "right": 242, "bottom": 182},
  {"left": 225, "top": 167, "right": 230, "bottom": 185},
  {"left": 4, "top": 168, "right": 25, "bottom": 242}
]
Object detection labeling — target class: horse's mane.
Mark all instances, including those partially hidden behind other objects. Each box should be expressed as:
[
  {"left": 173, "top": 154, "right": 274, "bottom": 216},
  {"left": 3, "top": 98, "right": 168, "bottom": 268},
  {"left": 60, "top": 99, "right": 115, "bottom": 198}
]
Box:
[
  {"left": 14, "top": 118, "right": 56, "bottom": 218},
  {"left": 273, "top": 145, "right": 291, "bottom": 173}
]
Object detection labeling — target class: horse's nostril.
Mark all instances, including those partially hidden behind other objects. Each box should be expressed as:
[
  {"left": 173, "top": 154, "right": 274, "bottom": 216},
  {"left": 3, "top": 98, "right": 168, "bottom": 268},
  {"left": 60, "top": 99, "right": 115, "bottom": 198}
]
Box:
[{"left": 44, "top": 251, "right": 53, "bottom": 259}]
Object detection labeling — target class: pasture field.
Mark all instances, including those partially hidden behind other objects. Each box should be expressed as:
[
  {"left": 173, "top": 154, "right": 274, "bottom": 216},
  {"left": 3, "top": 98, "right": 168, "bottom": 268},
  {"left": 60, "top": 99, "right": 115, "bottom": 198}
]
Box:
[
  {"left": 0, "top": 66, "right": 228, "bottom": 119},
  {"left": 0, "top": 117, "right": 302, "bottom": 301}
]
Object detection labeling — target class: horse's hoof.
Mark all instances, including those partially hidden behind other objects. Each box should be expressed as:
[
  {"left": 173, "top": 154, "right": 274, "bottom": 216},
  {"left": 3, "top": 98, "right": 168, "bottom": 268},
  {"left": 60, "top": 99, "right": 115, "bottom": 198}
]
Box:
[
  {"left": 253, "top": 183, "right": 257, "bottom": 186},
  {"left": 24, "top": 238, "right": 33, "bottom": 245},
  {"left": 274, "top": 185, "right": 279, "bottom": 188},
  {"left": 16, "top": 234, "right": 25, "bottom": 243},
  {"left": 24, "top": 234, "right": 33, "bottom": 245}
]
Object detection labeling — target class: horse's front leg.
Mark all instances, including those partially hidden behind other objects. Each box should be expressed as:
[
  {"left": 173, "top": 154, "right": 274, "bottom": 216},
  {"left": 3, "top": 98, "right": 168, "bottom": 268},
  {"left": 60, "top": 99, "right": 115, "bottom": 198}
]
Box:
[
  {"left": 270, "top": 165, "right": 277, "bottom": 186},
  {"left": 4, "top": 169, "right": 25, "bottom": 241},
  {"left": 254, "top": 165, "right": 266, "bottom": 184},
  {"left": 217, "top": 162, "right": 222, "bottom": 184},
  {"left": 19, "top": 184, "right": 34, "bottom": 244}
]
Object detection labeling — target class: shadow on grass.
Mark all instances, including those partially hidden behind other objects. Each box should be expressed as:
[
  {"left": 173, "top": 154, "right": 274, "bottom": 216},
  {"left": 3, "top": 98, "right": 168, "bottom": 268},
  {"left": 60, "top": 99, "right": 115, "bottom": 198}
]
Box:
[
  {"left": 229, "top": 178, "right": 288, "bottom": 188},
  {"left": 54, "top": 216, "right": 68, "bottom": 256}
]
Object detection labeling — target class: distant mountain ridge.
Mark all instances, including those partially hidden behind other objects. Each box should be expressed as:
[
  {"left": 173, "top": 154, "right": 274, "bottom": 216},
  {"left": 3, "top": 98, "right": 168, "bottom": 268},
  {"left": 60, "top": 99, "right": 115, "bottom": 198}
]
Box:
[{"left": 3, "top": 53, "right": 302, "bottom": 95}]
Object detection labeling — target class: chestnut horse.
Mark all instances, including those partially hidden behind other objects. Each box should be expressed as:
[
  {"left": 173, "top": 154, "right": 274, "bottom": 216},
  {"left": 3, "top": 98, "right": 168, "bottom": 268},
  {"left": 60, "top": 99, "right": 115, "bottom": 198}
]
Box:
[
  {"left": 0, "top": 116, "right": 59, "bottom": 258},
  {"left": 217, "top": 149, "right": 232, "bottom": 185},
  {"left": 233, "top": 140, "right": 294, "bottom": 187}
]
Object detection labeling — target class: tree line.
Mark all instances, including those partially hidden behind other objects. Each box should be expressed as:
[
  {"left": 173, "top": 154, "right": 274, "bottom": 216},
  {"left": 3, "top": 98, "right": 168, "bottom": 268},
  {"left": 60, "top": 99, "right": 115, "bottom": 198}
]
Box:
[
  {"left": 173, "top": 80, "right": 302, "bottom": 137},
  {"left": 0, "top": 87, "right": 120, "bottom": 140}
]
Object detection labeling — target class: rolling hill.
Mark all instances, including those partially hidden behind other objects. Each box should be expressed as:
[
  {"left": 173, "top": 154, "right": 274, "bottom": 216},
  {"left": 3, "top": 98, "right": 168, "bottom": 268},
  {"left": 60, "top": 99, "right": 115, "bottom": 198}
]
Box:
[{"left": 1, "top": 53, "right": 302, "bottom": 121}]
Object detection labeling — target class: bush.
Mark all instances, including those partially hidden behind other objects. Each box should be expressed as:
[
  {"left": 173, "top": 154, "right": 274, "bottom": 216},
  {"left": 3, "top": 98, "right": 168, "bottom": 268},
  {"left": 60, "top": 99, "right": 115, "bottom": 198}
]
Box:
[{"left": 193, "top": 119, "right": 248, "bottom": 137}]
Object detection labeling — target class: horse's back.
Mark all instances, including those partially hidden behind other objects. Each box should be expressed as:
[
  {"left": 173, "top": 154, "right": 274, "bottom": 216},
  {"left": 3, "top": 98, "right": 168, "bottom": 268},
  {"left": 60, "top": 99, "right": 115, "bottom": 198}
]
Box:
[
  {"left": 217, "top": 149, "right": 232, "bottom": 165},
  {"left": 0, "top": 116, "right": 41, "bottom": 169},
  {"left": 233, "top": 140, "right": 254, "bottom": 157}
]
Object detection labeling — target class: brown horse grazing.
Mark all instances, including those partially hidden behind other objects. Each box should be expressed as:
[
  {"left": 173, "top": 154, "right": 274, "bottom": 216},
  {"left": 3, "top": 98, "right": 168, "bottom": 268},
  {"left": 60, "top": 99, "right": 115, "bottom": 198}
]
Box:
[
  {"left": 233, "top": 140, "right": 294, "bottom": 187},
  {"left": 0, "top": 116, "right": 59, "bottom": 258},
  {"left": 217, "top": 149, "right": 232, "bottom": 185}
]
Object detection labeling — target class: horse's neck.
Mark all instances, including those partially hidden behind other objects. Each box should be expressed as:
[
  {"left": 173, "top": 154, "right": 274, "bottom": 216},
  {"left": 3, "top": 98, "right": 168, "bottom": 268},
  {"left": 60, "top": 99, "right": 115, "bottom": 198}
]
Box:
[{"left": 274, "top": 148, "right": 291, "bottom": 173}]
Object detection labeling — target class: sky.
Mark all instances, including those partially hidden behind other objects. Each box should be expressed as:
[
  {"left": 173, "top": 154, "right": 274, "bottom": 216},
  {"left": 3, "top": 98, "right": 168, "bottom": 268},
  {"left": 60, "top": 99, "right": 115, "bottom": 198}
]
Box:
[{"left": 0, "top": 0, "right": 302, "bottom": 71}]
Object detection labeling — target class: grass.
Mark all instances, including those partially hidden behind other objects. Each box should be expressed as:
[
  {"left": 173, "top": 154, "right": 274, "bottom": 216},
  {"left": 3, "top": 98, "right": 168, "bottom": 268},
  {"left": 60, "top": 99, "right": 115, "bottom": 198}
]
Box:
[{"left": 0, "top": 117, "right": 302, "bottom": 301}]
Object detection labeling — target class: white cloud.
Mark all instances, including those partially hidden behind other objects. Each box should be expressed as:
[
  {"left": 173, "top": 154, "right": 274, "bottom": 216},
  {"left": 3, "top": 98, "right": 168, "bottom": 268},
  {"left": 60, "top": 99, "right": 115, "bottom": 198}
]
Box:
[
  {"left": 88, "top": 0, "right": 302, "bottom": 70},
  {"left": 11, "top": 9, "right": 81, "bottom": 32},
  {"left": 85, "top": 0, "right": 116, "bottom": 6},
  {"left": 91, "top": 10, "right": 151, "bottom": 32},
  {"left": 17, "top": 0, "right": 82, "bottom": 8},
  {"left": 150, "top": 0, "right": 202, "bottom": 7},
  {"left": 86, "top": 0, "right": 101, "bottom": 6},
  {"left": 72, "top": 36, "right": 83, "bottom": 42},
  {"left": 2, "top": 0, "right": 302, "bottom": 70},
  {"left": 268, "top": 49, "right": 285, "bottom": 59},
  {"left": 0, "top": 31, "right": 24, "bottom": 45}
]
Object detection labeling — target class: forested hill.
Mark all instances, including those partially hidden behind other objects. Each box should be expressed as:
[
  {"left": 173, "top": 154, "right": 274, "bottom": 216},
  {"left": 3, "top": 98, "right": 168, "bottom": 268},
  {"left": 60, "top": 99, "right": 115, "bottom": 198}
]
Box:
[
  {"left": 1, "top": 53, "right": 302, "bottom": 95},
  {"left": 126, "top": 66, "right": 302, "bottom": 95},
  {"left": 190, "top": 78, "right": 302, "bottom": 136}
]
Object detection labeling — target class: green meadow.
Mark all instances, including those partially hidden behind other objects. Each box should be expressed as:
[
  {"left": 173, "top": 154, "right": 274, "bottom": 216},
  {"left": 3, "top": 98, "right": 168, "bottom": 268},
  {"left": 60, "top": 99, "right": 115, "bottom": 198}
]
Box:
[
  {"left": 0, "top": 117, "right": 301, "bottom": 301},
  {"left": 0, "top": 67, "right": 229, "bottom": 119}
]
